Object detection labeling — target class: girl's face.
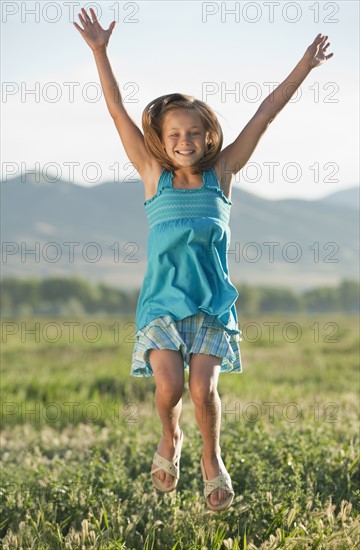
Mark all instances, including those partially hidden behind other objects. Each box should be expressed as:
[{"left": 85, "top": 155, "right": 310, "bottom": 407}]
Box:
[{"left": 161, "top": 109, "right": 208, "bottom": 168}]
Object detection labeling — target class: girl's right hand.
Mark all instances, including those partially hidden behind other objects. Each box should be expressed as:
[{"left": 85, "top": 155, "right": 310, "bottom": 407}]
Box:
[{"left": 73, "top": 7, "right": 116, "bottom": 52}]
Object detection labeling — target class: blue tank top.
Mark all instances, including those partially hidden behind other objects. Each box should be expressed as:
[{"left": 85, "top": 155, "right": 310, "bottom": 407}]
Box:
[{"left": 135, "top": 166, "right": 241, "bottom": 336}]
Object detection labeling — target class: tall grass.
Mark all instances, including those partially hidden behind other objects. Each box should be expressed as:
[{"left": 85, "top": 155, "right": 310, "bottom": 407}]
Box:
[{"left": 1, "top": 314, "right": 359, "bottom": 548}]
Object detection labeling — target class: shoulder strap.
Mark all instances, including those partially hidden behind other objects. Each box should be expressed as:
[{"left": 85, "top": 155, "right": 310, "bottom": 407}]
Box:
[
  {"left": 203, "top": 167, "right": 220, "bottom": 189},
  {"left": 157, "top": 168, "right": 172, "bottom": 191}
]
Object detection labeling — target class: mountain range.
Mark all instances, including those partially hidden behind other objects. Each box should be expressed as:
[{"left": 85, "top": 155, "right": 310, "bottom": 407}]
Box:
[{"left": 1, "top": 173, "right": 358, "bottom": 291}]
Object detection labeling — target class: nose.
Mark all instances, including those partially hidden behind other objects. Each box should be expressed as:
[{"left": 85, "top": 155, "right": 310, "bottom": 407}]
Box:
[{"left": 180, "top": 135, "right": 192, "bottom": 145}]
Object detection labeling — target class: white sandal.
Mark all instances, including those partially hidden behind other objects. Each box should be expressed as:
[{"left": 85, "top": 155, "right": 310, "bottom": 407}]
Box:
[
  {"left": 151, "top": 429, "right": 184, "bottom": 492},
  {"left": 200, "top": 455, "right": 235, "bottom": 511}
]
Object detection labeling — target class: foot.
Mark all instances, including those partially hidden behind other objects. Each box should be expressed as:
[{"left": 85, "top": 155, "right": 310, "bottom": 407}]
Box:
[
  {"left": 151, "top": 428, "right": 183, "bottom": 489},
  {"left": 201, "top": 452, "right": 234, "bottom": 508}
]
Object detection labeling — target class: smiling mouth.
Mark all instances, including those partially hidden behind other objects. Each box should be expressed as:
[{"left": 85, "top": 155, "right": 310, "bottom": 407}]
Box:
[{"left": 176, "top": 150, "right": 195, "bottom": 156}]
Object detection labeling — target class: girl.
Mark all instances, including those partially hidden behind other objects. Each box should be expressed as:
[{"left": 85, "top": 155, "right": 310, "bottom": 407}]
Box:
[{"left": 74, "top": 8, "right": 333, "bottom": 511}]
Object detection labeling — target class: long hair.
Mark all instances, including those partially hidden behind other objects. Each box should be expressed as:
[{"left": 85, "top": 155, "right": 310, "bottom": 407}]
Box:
[{"left": 141, "top": 93, "right": 223, "bottom": 174}]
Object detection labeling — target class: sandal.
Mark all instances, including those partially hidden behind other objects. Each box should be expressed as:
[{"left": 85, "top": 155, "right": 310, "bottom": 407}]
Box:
[
  {"left": 151, "top": 429, "right": 184, "bottom": 492},
  {"left": 200, "top": 455, "right": 235, "bottom": 511}
]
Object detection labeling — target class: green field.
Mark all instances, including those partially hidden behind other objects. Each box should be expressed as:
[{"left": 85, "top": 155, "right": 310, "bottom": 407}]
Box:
[{"left": 1, "top": 314, "right": 359, "bottom": 549}]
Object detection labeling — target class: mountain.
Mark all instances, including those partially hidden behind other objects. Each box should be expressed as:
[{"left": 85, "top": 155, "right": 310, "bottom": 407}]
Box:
[
  {"left": 317, "top": 186, "right": 359, "bottom": 210},
  {"left": 1, "top": 174, "right": 358, "bottom": 291}
]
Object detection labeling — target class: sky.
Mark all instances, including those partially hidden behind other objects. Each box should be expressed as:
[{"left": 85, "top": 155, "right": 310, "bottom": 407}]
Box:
[{"left": 1, "top": 0, "right": 359, "bottom": 199}]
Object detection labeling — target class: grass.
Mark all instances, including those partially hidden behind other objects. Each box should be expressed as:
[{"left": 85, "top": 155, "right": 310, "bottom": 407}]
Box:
[{"left": 0, "top": 314, "right": 359, "bottom": 549}]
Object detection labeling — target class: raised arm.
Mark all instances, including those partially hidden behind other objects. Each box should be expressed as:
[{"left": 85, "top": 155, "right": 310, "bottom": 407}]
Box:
[
  {"left": 73, "top": 7, "right": 156, "bottom": 179},
  {"left": 216, "top": 33, "right": 334, "bottom": 179}
]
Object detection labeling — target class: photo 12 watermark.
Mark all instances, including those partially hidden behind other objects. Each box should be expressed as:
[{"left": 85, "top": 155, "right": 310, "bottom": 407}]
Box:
[
  {"left": 201, "top": 2, "right": 340, "bottom": 24},
  {"left": 0, "top": 159, "right": 341, "bottom": 186},
  {"left": 1, "top": 239, "right": 341, "bottom": 265},
  {"left": 1, "top": 80, "right": 140, "bottom": 105},
  {"left": 201, "top": 80, "right": 339, "bottom": 104},
  {"left": 1, "top": 1, "right": 140, "bottom": 24},
  {"left": 1, "top": 319, "right": 341, "bottom": 345},
  {"left": 1, "top": 400, "right": 140, "bottom": 424}
]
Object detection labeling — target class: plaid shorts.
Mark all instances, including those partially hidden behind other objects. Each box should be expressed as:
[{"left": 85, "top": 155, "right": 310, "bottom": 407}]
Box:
[{"left": 130, "top": 311, "right": 243, "bottom": 377}]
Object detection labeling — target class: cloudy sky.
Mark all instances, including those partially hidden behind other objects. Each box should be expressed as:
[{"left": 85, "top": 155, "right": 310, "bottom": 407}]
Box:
[{"left": 2, "top": 0, "right": 358, "bottom": 199}]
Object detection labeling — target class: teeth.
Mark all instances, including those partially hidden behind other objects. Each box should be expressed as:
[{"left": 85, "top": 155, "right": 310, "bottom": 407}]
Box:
[{"left": 177, "top": 151, "right": 194, "bottom": 155}]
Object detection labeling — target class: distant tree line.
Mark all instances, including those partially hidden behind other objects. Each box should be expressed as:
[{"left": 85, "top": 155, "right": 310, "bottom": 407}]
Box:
[
  {"left": 0, "top": 276, "right": 358, "bottom": 318},
  {"left": 236, "top": 280, "right": 358, "bottom": 314}
]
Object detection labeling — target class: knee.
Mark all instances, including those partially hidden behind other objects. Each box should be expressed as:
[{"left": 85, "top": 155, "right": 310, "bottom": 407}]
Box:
[
  {"left": 156, "top": 379, "right": 184, "bottom": 405},
  {"left": 189, "top": 381, "right": 218, "bottom": 406}
]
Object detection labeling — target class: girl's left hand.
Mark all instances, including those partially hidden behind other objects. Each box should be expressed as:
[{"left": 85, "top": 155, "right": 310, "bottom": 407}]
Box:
[{"left": 302, "top": 33, "right": 334, "bottom": 69}]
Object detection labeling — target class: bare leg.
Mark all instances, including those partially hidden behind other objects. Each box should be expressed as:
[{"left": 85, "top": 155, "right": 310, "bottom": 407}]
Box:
[
  {"left": 149, "top": 348, "right": 185, "bottom": 488},
  {"left": 188, "top": 353, "right": 232, "bottom": 507}
]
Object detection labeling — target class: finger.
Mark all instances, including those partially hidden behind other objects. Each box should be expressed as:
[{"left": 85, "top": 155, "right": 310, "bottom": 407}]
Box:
[
  {"left": 89, "top": 7, "right": 99, "bottom": 23},
  {"left": 315, "top": 33, "right": 328, "bottom": 45},
  {"left": 78, "top": 13, "right": 87, "bottom": 27},
  {"left": 73, "top": 21, "right": 84, "bottom": 33},
  {"left": 81, "top": 7, "right": 92, "bottom": 24}
]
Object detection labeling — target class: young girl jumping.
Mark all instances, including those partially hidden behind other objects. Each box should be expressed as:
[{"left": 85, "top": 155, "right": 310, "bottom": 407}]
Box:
[{"left": 74, "top": 8, "right": 333, "bottom": 511}]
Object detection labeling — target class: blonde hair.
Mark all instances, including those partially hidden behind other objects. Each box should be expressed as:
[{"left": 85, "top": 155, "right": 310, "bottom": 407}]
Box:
[{"left": 141, "top": 93, "right": 223, "bottom": 175}]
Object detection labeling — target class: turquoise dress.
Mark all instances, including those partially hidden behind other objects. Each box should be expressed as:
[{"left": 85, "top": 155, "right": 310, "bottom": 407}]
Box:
[{"left": 135, "top": 166, "right": 241, "bottom": 337}]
